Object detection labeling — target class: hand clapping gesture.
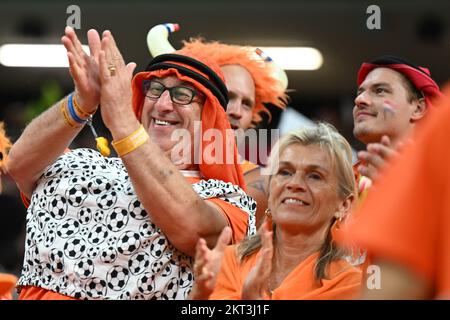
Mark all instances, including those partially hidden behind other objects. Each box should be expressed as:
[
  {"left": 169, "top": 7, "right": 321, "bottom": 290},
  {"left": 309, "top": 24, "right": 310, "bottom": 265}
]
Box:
[
  {"left": 241, "top": 221, "right": 273, "bottom": 300},
  {"left": 189, "top": 227, "right": 232, "bottom": 300}
]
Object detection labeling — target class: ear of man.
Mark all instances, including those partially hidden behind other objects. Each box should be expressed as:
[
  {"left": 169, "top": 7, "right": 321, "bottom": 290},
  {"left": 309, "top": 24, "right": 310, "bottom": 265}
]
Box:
[{"left": 410, "top": 97, "right": 427, "bottom": 122}]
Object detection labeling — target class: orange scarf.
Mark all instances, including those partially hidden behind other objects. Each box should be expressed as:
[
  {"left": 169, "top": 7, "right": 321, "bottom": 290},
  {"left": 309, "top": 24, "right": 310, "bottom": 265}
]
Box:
[{"left": 131, "top": 52, "right": 245, "bottom": 189}]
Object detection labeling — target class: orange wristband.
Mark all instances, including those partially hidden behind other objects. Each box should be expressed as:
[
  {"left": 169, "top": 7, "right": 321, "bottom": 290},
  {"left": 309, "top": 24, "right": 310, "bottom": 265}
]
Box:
[
  {"left": 60, "top": 99, "right": 81, "bottom": 128},
  {"left": 112, "top": 125, "right": 149, "bottom": 157},
  {"left": 72, "top": 94, "right": 96, "bottom": 119}
]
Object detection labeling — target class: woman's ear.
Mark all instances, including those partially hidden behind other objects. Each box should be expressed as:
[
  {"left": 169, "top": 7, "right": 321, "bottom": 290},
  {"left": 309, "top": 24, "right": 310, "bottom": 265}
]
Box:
[
  {"left": 335, "top": 193, "right": 355, "bottom": 219},
  {"left": 411, "top": 98, "right": 427, "bottom": 122}
]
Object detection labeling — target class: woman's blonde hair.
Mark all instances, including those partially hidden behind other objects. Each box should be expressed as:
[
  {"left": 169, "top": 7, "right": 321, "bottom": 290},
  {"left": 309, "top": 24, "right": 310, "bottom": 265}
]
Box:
[{"left": 238, "top": 122, "right": 356, "bottom": 282}]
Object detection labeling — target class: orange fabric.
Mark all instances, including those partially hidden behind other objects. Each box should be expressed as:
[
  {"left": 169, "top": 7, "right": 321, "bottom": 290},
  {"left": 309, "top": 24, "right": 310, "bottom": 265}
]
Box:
[
  {"left": 131, "top": 53, "right": 246, "bottom": 190},
  {"left": 20, "top": 192, "right": 30, "bottom": 208},
  {"left": 240, "top": 160, "right": 258, "bottom": 175},
  {"left": 210, "top": 246, "right": 362, "bottom": 300},
  {"left": 340, "top": 85, "right": 450, "bottom": 298},
  {"left": 181, "top": 39, "right": 288, "bottom": 123},
  {"left": 19, "top": 286, "right": 76, "bottom": 300},
  {"left": 0, "top": 273, "right": 17, "bottom": 300},
  {"left": 185, "top": 177, "right": 248, "bottom": 244}
]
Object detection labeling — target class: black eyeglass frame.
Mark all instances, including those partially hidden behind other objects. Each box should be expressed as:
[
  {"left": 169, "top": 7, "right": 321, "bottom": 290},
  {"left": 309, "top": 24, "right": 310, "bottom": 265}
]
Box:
[{"left": 142, "top": 79, "right": 206, "bottom": 105}]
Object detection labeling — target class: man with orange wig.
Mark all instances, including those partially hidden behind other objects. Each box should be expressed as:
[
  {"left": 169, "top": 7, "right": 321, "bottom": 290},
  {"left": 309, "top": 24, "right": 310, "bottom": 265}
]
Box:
[
  {"left": 182, "top": 39, "right": 288, "bottom": 132},
  {"left": 7, "top": 27, "right": 255, "bottom": 300},
  {"left": 181, "top": 39, "right": 288, "bottom": 227}
]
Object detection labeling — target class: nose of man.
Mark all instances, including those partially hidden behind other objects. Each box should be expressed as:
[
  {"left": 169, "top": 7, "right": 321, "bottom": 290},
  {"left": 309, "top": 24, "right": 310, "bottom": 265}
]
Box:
[
  {"left": 227, "top": 100, "right": 243, "bottom": 120},
  {"left": 354, "top": 91, "right": 371, "bottom": 109},
  {"left": 154, "top": 90, "right": 175, "bottom": 113}
]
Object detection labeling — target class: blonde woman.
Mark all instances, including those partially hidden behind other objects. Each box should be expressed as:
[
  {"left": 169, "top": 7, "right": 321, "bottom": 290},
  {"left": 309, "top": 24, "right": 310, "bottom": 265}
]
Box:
[{"left": 191, "top": 123, "right": 362, "bottom": 299}]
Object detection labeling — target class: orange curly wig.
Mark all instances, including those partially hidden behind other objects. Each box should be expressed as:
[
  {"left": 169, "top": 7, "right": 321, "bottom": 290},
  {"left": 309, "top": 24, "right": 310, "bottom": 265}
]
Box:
[
  {"left": 182, "top": 38, "right": 289, "bottom": 124},
  {"left": 0, "top": 122, "right": 12, "bottom": 170}
]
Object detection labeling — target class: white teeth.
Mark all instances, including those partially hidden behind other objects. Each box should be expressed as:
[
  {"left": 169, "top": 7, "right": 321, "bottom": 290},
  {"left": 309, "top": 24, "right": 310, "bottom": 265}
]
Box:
[
  {"left": 284, "top": 198, "right": 306, "bottom": 205},
  {"left": 154, "top": 119, "right": 172, "bottom": 126}
]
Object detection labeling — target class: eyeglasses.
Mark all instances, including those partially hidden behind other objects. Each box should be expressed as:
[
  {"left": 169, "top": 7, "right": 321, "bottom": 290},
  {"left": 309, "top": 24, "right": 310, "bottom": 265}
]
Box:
[{"left": 142, "top": 80, "right": 205, "bottom": 105}]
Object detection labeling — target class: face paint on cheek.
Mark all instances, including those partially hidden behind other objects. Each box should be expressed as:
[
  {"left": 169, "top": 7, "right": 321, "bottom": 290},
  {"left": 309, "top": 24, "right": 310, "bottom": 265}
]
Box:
[{"left": 382, "top": 101, "right": 397, "bottom": 120}]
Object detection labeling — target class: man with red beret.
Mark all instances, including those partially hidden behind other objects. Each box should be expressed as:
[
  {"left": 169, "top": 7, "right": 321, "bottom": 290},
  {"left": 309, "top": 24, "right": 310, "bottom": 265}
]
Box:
[
  {"left": 342, "top": 85, "right": 450, "bottom": 299},
  {"left": 352, "top": 55, "right": 443, "bottom": 192},
  {"left": 333, "top": 56, "right": 443, "bottom": 269}
]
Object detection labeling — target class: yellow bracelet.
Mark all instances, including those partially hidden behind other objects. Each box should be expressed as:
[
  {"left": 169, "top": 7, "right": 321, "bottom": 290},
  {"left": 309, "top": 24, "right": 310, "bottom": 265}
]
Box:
[
  {"left": 61, "top": 99, "right": 81, "bottom": 128},
  {"left": 73, "top": 94, "right": 96, "bottom": 119},
  {"left": 112, "top": 125, "right": 149, "bottom": 157}
]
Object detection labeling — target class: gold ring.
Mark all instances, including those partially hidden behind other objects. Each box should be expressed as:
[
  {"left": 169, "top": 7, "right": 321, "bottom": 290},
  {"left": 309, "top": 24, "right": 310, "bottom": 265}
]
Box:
[{"left": 108, "top": 64, "right": 116, "bottom": 76}]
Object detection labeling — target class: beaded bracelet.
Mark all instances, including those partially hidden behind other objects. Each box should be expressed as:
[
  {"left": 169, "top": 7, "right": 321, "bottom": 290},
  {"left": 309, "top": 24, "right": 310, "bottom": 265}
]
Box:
[{"left": 112, "top": 125, "right": 149, "bottom": 157}]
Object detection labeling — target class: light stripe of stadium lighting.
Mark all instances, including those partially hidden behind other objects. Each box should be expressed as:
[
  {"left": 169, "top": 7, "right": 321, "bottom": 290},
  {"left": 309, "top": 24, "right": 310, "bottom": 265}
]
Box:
[
  {"left": 257, "top": 47, "right": 323, "bottom": 70},
  {"left": 0, "top": 44, "right": 90, "bottom": 67}
]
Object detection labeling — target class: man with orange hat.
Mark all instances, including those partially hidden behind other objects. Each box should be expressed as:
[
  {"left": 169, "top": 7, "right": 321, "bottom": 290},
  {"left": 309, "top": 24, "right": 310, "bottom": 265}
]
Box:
[
  {"left": 181, "top": 40, "right": 288, "bottom": 227},
  {"left": 6, "top": 27, "right": 255, "bottom": 300}
]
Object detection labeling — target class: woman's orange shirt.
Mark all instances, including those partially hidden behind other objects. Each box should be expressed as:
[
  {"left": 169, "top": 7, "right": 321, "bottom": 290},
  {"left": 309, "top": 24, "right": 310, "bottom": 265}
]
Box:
[{"left": 210, "top": 246, "right": 362, "bottom": 300}]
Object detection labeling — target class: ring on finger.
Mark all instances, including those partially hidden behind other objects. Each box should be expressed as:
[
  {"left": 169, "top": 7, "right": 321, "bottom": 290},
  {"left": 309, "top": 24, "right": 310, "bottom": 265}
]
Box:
[{"left": 108, "top": 63, "right": 116, "bottom": 76}]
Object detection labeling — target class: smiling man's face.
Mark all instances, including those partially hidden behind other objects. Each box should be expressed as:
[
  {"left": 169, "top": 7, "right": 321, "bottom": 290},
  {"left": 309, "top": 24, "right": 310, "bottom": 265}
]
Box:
[
  {"left": 141, "top": 75, "right": 203, "bottom": 161},
  {"left": 353, "top": 67, "right": 420, "bottom": 144}
]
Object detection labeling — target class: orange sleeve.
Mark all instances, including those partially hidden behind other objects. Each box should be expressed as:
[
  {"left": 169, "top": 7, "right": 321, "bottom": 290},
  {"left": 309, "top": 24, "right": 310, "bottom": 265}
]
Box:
[
  {"left": 341, "top": 91, "right": 450, "bottom": 288},
  {"left": 185, "top": 176, "right": 250, "bottom": 243},
  {"left": 20, "top": 192, "right": 30, "bottom": 208},
  {"left": 209, "top": 246, "right": 244, "bottom": 300},
  {"left": 18, "top": 286, "right": 77, "bottom": 300},
  {"left": 240, "top": 161, "right": 259, "bottom": 175},
  {"left": 0, "top": 273, "right": 17, "bottom": 300},
  {"left": 207, "top": 198, "right": 249, "bottom": 244}
]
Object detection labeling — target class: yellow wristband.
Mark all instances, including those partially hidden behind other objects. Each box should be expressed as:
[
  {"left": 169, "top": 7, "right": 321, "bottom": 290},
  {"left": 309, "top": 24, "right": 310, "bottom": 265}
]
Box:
[
  {"left": 61, "top": 99, "right": 81, "bottom": 128},
  {"left": 72, "top": 94, "right": 96, "bottom": 119},
  {"left": 112, "top": 125, "right": 149, "bottom": 157}
]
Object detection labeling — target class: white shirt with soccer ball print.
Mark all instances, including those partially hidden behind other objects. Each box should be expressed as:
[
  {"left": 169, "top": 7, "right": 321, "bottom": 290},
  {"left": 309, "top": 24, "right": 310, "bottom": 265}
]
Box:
[{"left": 18, "top": 148, "right": 256, "bottom": 300}]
